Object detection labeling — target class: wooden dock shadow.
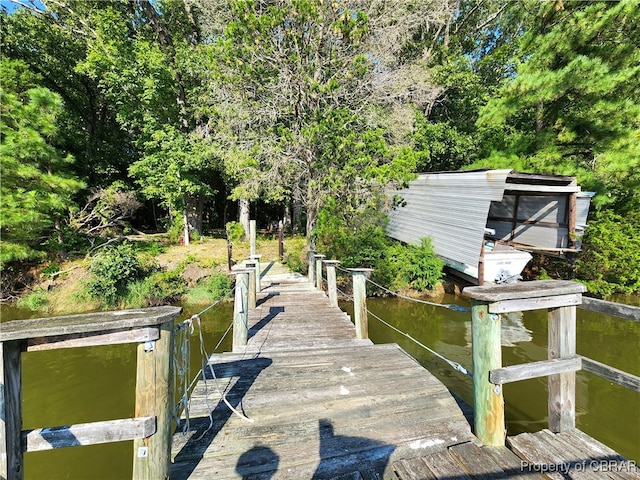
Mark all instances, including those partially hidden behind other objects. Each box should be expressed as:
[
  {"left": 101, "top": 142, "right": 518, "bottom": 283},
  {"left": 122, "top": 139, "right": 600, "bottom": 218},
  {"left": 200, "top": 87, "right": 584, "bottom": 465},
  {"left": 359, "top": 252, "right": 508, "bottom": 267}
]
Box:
[
  {"left": 311, "top": 418, "right": 395, "bottom": 479},
  {"left": 248, "top": 306, "right": 284, "bottom": 339},
  {"left": 171, "top": 356, "right": 272, "bottom": 480}
]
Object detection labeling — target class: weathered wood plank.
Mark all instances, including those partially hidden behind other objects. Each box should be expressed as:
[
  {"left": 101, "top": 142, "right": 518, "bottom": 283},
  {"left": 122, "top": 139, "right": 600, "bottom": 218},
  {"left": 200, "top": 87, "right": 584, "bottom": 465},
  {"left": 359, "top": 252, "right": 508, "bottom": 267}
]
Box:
[
  {"left": 487, "top": 293, "right": 582, "bottom": 314},
  {"left": 393, "top": 457, "right": 435, "bottom": 479},
  {"left": 463, "top": 280, "right": 586, "bottom": 302},
  {"left": 533, "top": 429, "right": 607, "bottom": 480},
  {"left": 548, "top": 305, "right": 576, "bottom": 432},
  {"left": 0, "top": 305, "right": 181, "bottom": 342},
  {"left": 23, "top": 416, "right": 156, "bottom": 452},
  {"left": 581, "top": 356, "right": 640, "bottom": 393},
  {"left": 421, "top": 450, "right": 472, "bottom": 479},
  {"left": 448, "top": 442, "right": 507, "bottom": 479},
  {"left": 508, "top": 432, "right": 566, "bottom": 480},
  {"left": 27, "top": 327, "right": 159, "bottom": 351},
  {"left": 489, "top": 356, "right": 581, "bottom": 385},
  {"left": 580, "top": 297, "right": 640, "bottom": 322},
  {"left": 1, "top": 340, "right": 26, "bottom": 480}
]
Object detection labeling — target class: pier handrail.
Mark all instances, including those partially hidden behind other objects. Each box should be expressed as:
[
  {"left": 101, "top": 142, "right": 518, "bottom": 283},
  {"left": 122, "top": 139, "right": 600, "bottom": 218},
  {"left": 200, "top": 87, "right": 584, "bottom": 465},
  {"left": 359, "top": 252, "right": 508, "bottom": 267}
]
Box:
[
  {"left": 308, "top": 253, "right": 639, "bottom": 449},
  {"left": 0, "top": 305, "right": 181, "bottom": 480}
]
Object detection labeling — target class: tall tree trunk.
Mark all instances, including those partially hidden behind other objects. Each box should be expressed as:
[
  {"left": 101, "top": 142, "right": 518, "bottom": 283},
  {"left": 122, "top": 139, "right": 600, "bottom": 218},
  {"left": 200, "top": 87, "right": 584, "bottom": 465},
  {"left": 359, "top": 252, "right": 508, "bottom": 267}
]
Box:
[
  {"left": 239, "top": 198, "right": 250, "bottom": 241},
  {"left": 185, "top": 193, "right": 204, "bottom": 238},
  {"left": 182, "top": 204, "right": 190, "bottom": 245}
]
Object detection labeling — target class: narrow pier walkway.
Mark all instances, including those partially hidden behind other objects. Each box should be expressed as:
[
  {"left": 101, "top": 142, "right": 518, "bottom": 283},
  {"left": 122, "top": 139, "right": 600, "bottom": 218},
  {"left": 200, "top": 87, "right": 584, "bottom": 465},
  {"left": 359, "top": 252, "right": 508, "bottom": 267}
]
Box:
[{"left": 170, "top": 264, "right": 639, "bottom": 480}]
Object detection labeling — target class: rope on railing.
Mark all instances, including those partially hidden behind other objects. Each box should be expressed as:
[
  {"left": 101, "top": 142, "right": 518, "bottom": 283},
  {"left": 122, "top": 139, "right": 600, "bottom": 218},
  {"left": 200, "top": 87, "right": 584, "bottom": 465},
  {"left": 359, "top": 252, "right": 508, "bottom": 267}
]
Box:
[
  {"left": 334, "top": 264, "right": 469, "bottom": 312},
  {"left": 366, "top": 277, "right": 470, "bottom": 312},
  {"left": 366, "top": 308, "right": 473, "bottom": 377},
  {"left": 173, "top": 286, "right": 253, "bottom": 437}
]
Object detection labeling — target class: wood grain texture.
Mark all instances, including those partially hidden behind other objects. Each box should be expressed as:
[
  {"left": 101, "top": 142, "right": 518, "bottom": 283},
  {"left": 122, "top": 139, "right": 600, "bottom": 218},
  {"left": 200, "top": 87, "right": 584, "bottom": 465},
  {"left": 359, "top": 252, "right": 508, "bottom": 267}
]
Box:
[{"left": 171, "top": 271, "right": 474, "bottom": 479}]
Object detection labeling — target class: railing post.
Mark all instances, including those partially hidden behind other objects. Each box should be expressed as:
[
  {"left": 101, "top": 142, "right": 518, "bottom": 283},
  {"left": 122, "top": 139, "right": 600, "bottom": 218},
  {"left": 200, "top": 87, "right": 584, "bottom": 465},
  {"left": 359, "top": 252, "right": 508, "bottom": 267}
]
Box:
[
  {"left": 314, "top": 254, "right": 326, "bottom": 291},
  {"left": 323, "top": 260, "right": 340, "bottom": 307},
  {"left": 1, "top": 340, "right": 26, "bottom": 480},
  {"left": 249, "top": 254, "right": 262, "bottom": 292},
  {"left": 470, "top": 300, "right": 506, "bottom": 446},
  {"left": 548, "top": 305, "right": 576, "bottom": 432},
  {"left": 249, "top": 219, "right": 257, "bottom": 257},
  {"left": 307, "top": 250, "right": 316, "bottom": 285},
  {"left": 132, "top": 319, "right": 175, "bottom": 479},
  {"left": 349, "top": 269, "right": 372, "bottom": 340},
  {"left": 278, "top": 220, "right": 284, "bottom": 261},
  {"left": 245, "top": 260, "right": 257, "bottom": 310},
  {"left": 232, "top": 269, "right": 251, "bottom": 352}
]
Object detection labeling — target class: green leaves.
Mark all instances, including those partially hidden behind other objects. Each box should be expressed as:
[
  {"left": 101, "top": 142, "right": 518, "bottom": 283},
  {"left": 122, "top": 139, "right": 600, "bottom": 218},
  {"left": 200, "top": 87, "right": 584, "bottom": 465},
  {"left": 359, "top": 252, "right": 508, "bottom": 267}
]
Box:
[{"left": 0, "top": 60, "right": 84, "bottom": 267}]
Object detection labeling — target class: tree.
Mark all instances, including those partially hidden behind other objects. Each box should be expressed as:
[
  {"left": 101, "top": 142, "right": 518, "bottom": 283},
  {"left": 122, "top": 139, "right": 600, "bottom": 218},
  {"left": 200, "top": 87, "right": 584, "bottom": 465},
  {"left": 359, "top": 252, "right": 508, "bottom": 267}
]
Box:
[
  {"left": 0, "top": 59, "right": 84, "bottom": 266},
  {"left": 475, "top": 1, "right": 640, "bottom": 213},
  {"left": 1, "top": 4, "right": 136, "bottom": 189},
  {"left": 197, "top": 0, "right": 454, "bottom": 244}
]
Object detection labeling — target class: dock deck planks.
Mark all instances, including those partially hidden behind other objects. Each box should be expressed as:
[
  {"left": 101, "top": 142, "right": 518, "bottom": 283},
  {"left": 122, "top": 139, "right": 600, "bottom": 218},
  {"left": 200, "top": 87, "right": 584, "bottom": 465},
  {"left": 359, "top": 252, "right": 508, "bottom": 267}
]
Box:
[
  {"left": 171, "top": 263, "right": 639, "bottom": 480},
  {"left": 170, "top": 267, "right": 475, "bottom": 478}
]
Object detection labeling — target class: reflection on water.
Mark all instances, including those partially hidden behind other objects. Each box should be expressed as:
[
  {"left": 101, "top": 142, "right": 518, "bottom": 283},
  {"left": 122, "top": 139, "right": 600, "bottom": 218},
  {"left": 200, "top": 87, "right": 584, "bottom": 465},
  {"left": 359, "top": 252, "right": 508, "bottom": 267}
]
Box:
[{"left": 1, "top": 292, "right": 638, "bottom": 479}]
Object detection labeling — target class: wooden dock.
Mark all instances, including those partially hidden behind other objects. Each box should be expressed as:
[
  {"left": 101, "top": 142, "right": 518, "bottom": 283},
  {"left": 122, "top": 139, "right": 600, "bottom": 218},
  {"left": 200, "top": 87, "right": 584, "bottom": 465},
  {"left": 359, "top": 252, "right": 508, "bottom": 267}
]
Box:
[{"left": 169, "top": 264, "right": 639, "bottom": 480}]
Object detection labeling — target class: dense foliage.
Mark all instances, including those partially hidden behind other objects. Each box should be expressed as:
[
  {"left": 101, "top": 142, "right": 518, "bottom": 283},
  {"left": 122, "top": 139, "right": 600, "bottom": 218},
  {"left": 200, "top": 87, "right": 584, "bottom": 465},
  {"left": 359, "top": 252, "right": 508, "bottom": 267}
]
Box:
[{"left": 1, "top": 0, "right": 639, "bottom": 300}]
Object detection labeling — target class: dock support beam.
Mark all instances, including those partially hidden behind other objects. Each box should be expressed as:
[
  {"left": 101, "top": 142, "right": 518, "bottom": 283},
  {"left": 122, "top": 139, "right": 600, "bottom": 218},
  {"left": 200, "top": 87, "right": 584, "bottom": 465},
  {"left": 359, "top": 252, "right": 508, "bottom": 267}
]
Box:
[
  {"left": 463, "top": 280, "right": 586, "bottom": 445},
  {"left": 314, "top": 254, "right": 326, "bottom": 291},
  {"left": 132, "top": 319, "right": 175, "bottom": 480},
  {"left": 349, "top": 269, "right": 372, "bottom": 340},
  {"left": 1, "top": 340, "right": 26, "bottom": 480},
  {"left": 307, "top": 250, "right": 316, "bottom": 285},
  {"left": 470, "top": 301, "right": 505, "bottom": 446},
  {"left": 324, "top": 260, "right": 340, "bottom": 307},
  {"left": 548, "top": 305, "right": 576, "bottom": 432},
  {"left": 249, "top": 220, "right": 257, "bottom": 257},
  {"left": 250, "top": 255, "right": 262, "bottom": 292},
  {"left": 245, "top": 260, "right": 257, "bottom": 309},
  {"left": 232, "top": 270, "right": 251, "bottom": 352}
]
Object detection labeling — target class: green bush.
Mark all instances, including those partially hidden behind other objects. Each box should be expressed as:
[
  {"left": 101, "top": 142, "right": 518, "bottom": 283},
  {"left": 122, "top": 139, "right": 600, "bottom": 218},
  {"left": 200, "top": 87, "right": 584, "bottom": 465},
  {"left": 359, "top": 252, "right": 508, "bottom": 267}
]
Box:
[
  {"left": 376, "top": 238, "right": 444, "bottom": 292},
  {"left": 85, "top": 243, "right": 144, "bottom": 307},
  {"left": 315, "top": 204, "right": 444, "bottom": 294},
  {"left": 124, "top": 269, "right": 186, "bottom": 308},
  {"left": 17, "top": 287, "right": 48, "bottom": 311},
  {"left": 226, "top": 221, "right": 245, "bottom": 244},
  {"left": 282, "top": 236, "right": 307, "bottom": 274},
  {"left": 184, "top": 271, "right": 232, "bottom": 305},
  {"left": 575, "top": 211, "right": 640, "bottom": 296}
]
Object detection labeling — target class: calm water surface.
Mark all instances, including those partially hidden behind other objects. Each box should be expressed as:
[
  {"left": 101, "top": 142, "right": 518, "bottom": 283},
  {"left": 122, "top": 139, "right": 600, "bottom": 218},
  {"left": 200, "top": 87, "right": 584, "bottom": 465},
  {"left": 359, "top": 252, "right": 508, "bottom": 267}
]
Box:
[{"left": 1, "top": 293, "right": 638, "bottom": 479}]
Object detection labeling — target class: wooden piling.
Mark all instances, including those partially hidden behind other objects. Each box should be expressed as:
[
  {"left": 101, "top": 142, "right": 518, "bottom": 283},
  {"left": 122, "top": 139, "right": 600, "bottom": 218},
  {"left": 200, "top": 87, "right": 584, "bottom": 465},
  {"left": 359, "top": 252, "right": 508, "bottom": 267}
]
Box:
[
  {"left": 349, "top": 269, "right": 372, "bottom": 340},
  {"left": 278, "top": 220, "right": 284, "bottom": 260},
  {"left": 1, "top": 340, "right": 26, "bottom": 480},
  {"left": 250, "top": 254, "right": 262, "bottom": 292},
  {"left": 470, "top": 301, "right": 506, "bottom": 446},
  {"left": 132, "top": 320, "right": 175, "bottom": 480},
  {"left": 307, "top": 250, "right": 316, "bottom": 285},
  {"left": 249, "top": 220, "right": 257, "bottom": 257},
  {"left": 232, "top": 270, "right": 251, "bottom": 352},
  {"left": 548, "top": 305, "right": 576, "bottom": 432},
  {"left": 323, "top": 260, "right": 340, "bottom": 307},
  {"left": 245, "top": 260, "right": 257, "bottom": 310},
  {"left": 314, "top": 254, "right": 326, "bottom": 291}
]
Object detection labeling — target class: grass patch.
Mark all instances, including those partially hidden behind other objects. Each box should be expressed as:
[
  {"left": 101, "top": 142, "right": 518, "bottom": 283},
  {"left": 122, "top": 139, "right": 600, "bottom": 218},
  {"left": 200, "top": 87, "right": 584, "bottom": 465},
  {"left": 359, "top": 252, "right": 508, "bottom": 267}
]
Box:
[{"left": 184, "top": 272, "right": 232, "bottom": 305}]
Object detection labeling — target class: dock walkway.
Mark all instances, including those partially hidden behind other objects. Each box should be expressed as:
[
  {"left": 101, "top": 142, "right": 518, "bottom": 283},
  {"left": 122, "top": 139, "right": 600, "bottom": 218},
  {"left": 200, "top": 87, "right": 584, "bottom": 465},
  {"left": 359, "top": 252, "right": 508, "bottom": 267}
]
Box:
[{"left": 170, "top": 264, "right": 639, "bottom": 479}]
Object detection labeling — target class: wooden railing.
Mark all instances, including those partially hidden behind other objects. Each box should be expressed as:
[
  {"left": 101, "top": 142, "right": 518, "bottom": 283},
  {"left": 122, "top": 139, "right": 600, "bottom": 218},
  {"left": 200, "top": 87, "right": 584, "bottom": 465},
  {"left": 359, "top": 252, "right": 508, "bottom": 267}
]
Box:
[
  {"left": 307, "top": 254, "right": 639, "bottom": 448},
  {"left": 0, "top": 305, "right": 182, "bottom": 480},
  {"left": 463, "top": 281, "right": 640, "bottom": 446}
]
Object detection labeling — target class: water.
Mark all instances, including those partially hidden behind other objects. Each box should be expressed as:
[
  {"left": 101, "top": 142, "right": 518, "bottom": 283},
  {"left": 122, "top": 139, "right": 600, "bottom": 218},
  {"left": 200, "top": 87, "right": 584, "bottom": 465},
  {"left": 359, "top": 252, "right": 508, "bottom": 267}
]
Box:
[
  {"left": 342, "top": 295, "right": 640, "bottom": 463},
  {"left": 1, "top": 294, "right": 638, "bottom": 479},
  {"left": 1, "top": 302, "right": 234, "bottom": 480}
]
